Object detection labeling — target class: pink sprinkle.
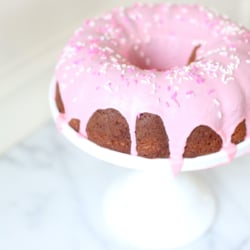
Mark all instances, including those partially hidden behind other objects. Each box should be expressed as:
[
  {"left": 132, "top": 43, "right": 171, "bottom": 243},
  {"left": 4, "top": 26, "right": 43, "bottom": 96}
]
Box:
[
  {"left": 85, "top": 19, "right": 90, "bottom": 26},
  {"left": 171, "top": 91, "right": 180, "bottom": 107},
  {"left": 76, "top": 47, "right": 83, "bottom": 52},
  {"left": 195, "top": 75, "right": 205, "bottom": 84},
  {"left": 85, "top": 19, "right": 95, "bottom": 27},
  {"left": 87, "top": 47, "right": 99, "bottom": 54},
  {"left": 208, "top": 89, "right": 215, "bottom": 95},
  {"left": 73, "top": 59, "right": 83, "bottom": 65},
  {"left": 171, "top": 91, "right": 177, "bottom": 99},
  {"left": 186, "top": 90, "right": 195, "bottom": 97}
]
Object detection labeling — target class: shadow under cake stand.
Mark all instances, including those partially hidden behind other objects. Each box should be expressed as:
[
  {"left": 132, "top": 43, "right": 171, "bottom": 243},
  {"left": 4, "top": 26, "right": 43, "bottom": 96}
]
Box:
[{"left": 50, "top": 81, "right": 250, "bottom": 249}]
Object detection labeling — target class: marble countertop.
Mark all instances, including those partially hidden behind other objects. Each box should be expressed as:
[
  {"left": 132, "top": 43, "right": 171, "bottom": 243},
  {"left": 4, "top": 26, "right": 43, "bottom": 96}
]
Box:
[{"left": 1, "top": 121, "right": 250, "bottom": 250}]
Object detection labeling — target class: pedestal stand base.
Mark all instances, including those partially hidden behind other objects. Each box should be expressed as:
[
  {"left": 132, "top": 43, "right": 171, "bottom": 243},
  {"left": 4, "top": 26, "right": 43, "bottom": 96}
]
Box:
[{"left": 103, "top": 170, "right": 216, "bottom": 249}]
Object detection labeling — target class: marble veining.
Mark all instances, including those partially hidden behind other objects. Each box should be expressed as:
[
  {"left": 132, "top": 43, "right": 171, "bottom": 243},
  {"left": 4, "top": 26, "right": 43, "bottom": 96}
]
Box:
[{"left": 0, "top": 122, "right": 250, "bottom": 250}]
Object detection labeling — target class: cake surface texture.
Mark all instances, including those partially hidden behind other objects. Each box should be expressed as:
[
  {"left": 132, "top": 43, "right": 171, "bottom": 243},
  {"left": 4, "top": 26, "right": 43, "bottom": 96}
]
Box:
[{"left": 55, "top": 3, "right": 250, "bottom": 172}]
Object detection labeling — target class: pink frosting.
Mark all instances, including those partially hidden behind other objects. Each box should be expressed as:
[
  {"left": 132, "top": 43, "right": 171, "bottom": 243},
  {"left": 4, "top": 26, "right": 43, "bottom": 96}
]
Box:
[{"left": 55, "top": 3, "right": 250, "bottom": 172}]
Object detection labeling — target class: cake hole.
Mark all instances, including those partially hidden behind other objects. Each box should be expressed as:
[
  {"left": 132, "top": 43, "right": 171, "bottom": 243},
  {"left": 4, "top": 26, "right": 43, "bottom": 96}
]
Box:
[
  {"left": 55, "top": 82, "right": 65, "bottom": 113},
  {"left": 86, "top": 108, "right": 131, "bottom": 154},
  {"left": 183, "top": 125, "right": 222, "bottom": 158},
  {"left": 69, "top": 118, "right": 80, "bottom": 132},
  {"left": 187, "top": 45, "right": 201, "bottom": 65},
  {"left": 127, "top": 40, "right": 201, "bottom": 71},
  {"left": 136, "top": 113, "right": 170, "bottom": 158},
  {"left": 231, "top": 120, "right": 246, "bottom": 144}
]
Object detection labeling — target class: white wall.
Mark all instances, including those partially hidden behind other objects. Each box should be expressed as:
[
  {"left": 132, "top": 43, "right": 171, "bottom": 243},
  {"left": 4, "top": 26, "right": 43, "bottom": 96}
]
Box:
[{"left": 0, "top": 0, "right": 249, "bottom": 154}]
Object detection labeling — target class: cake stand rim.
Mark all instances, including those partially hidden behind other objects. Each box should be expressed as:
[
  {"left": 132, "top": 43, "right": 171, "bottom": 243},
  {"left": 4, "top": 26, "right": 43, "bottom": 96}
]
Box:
[{"left": 49, "top": 78, "right": 250, "bottom": 172}]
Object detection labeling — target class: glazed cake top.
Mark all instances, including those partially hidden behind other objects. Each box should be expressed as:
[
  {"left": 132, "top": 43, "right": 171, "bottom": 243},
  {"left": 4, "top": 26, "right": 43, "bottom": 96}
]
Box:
[{"left": 55, "top": 3, "right": 250, "bottom": 172}]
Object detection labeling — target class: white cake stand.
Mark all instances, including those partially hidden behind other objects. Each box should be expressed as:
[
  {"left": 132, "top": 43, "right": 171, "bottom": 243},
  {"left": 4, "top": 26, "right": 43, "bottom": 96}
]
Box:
[{"left": 49, "top": 81, "right": 250, "bottom": 249}]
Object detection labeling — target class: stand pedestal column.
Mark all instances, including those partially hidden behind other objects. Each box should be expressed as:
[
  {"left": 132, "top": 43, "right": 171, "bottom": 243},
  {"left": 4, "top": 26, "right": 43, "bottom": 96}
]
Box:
[{"left": 103, "top": 169, "right": 216, "bottom": 249}]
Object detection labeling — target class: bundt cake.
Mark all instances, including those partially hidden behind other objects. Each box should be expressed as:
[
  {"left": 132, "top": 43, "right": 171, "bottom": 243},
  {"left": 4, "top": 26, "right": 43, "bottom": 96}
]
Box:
[{"left": 54, "top": 3, "right": 250, "bottom": 172}]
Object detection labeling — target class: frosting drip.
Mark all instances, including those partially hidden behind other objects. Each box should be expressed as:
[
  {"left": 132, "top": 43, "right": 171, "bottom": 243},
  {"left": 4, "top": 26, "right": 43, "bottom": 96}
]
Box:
[{"left": 55, "top": 3, "right": 250, "bottom": 172}]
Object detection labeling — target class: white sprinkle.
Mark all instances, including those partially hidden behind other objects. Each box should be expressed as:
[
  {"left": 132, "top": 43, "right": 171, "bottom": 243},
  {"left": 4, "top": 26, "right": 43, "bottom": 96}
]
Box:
[
  {"left": 218, "top": 111, "right": 222, "bottom": 119},
  {"left": 151, "top": 83, "right": 157, "bottom": 94},
  {"left": 141, "top": 79, "right": 151, "bottom": 85},
  {"left": 189, "top": 18, "right": 197, "bottom": 24},
  {"left": 72, "top": 97, "right": 78, "bottom": 103},
  {"left": 174, "top": 85, "right": 179, "bottom": 91},
  {"left": 87, "top": 35, "right": 93, "bottom": 40},
  {"left": 76, "top": 41, "right": 85, "bottom": 47},
  {"left": 145, "top": 58, "right": 151, "bottom": 66},
  {"left": 74, "top": 27, "right": 83, "bottom": 35},
  {"left": 65, "top": 46, "right": 76, "bottom": 53},
  {"left": 100, "top": 36, "right": 105, "bottom": 41},
  {"left": 181, "top": 8, "right": 188, "bottom": 13},
  {"left": 86, "top": 67, "right": 92, "bottom": 73},
  {"left": 206, "top": 12, "right": 213, "bottom": 19},
  {"left": 104, "top": 14, "right": 112, "bottom": 20},
  {"left": 115, "top": 53, "right": 122, "bottom": 59},
  {"left": 120, "top": 38, "right": 126, "bottom": 44},
  {"left": 99, "top": 63, "right": 108, "bottom": 74},
  {"left": 61, "top": 83, "right": 67, "bottom": 90},
  {"left": 219, "top": 51, "right": 228, "bottom": 56},
  {"left": 103, "top": 46, "right": 114, "bottom": 53},
  {"left": 111, "top": 56, "right": 118, "bottom": 63},
  {"left": 213, "top": 98, "right": 220, "bottom": 106},
  {"left": 139, "top": 51, "right": 145, "bottom": 57},
  {"left": 89, "top": 21, "right": 95, "bottom": 27},
  {"left": 153, "top": 14, "right": 160, "bottom": 22},
  {"left": 225, "top": 76, "right": 234, "bottom": 83}
]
